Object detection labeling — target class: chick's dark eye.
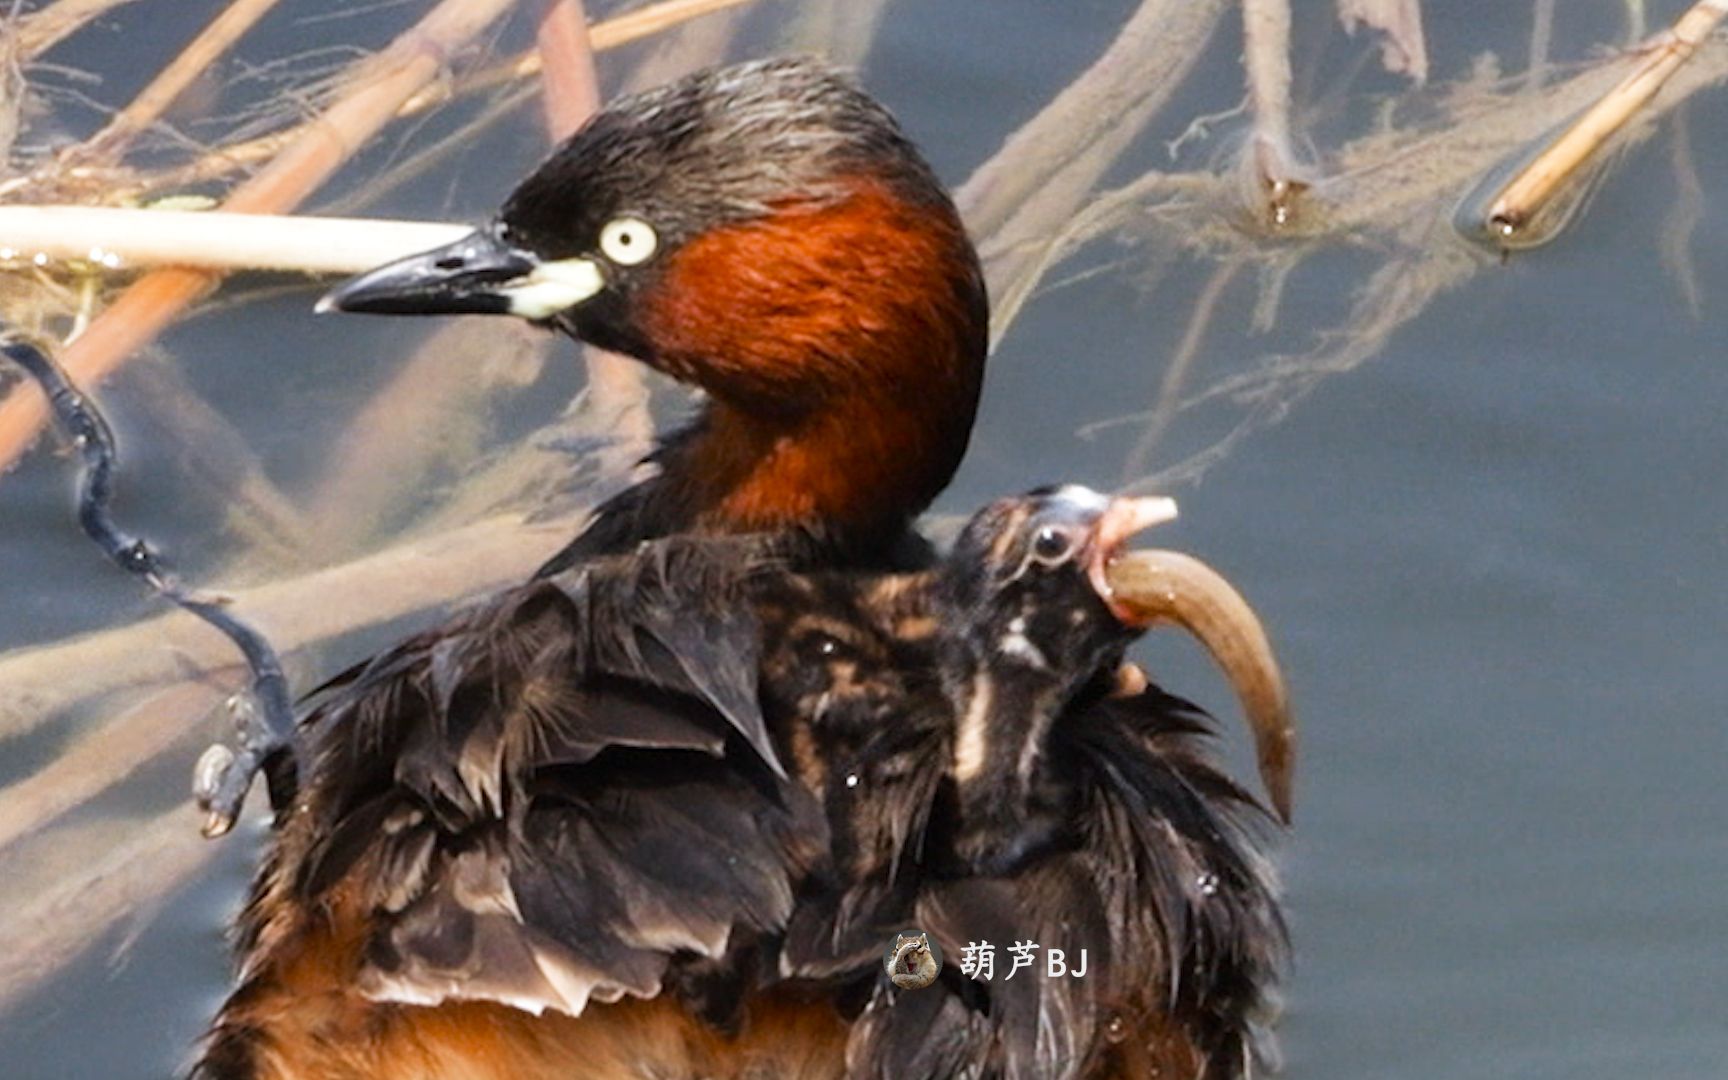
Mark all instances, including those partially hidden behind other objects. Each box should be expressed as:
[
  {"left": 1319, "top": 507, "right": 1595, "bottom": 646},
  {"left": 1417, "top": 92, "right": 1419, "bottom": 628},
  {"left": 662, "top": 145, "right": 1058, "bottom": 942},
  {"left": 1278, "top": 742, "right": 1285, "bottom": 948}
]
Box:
[{"left": 1033, "top": 525, "right": 1073, "bottom": 561}]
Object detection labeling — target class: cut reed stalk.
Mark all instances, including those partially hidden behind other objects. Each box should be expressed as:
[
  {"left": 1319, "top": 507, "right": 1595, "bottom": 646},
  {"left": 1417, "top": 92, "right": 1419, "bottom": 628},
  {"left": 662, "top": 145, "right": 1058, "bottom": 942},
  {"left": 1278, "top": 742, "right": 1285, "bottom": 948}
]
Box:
[
  {"left": 1242, "top": 0, "right": 1308, "bottom": 228},
  {"left": 535, "top": 0, "right": 603, "bottom": 139},
  {"left": 0, "top": 206, "right": 468, "bottom": 274}
]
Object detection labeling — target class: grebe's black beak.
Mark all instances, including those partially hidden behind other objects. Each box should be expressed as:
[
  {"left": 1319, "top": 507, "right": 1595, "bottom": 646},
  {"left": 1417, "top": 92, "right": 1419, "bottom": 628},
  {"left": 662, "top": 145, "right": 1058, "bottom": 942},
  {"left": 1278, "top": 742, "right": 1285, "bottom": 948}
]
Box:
[{"left": 317, "top": 227, "right": 604, "bottom": 319}]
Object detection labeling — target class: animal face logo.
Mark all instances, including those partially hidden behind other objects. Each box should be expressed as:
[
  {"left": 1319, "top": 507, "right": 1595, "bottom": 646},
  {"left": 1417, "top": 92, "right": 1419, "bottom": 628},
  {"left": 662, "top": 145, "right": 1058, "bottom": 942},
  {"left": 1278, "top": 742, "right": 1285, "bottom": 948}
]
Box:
[{"left": 883, "top": 929, "right": 941, "bottom": 990}]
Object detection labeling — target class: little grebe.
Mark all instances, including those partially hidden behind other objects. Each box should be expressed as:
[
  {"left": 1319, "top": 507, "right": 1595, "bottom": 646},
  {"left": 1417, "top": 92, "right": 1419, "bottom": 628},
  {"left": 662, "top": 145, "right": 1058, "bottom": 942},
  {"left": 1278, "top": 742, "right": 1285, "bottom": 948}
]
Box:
[{"left": 197, "top": 58, "right": 1291, "bottom": 1080}]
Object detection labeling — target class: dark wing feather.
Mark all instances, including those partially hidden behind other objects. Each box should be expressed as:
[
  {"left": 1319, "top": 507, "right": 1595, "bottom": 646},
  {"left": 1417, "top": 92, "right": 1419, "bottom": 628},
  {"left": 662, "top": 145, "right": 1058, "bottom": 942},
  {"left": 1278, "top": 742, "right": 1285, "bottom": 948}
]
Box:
[
  {"left": 619, "top": 609, "right": 785, "bottom": 778},
  {"left": 582, "top": 538, "right": 789, "bottom": 778},
  {"left": 275, "top": 536, "right": 823, "bottom": 1018},
  {"left": 1068, "top": 687, "right": 1287, "bottom": 1076},
  {"left": 847, "top": 975, "right": 991, "bottom": 1080}
]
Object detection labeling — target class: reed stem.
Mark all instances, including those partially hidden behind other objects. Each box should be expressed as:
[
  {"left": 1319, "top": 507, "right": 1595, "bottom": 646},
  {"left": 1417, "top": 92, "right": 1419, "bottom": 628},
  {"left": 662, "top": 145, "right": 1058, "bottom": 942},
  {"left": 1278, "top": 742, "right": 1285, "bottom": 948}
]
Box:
[
  {"left": 0, "top": 515, "right": 570, "bottom": 743},
  {"left": 0, "top": 0, "right": 518, "bottom": 473},
  {"left": 71, "top": 0, "right": 287, "bottom": 165}
]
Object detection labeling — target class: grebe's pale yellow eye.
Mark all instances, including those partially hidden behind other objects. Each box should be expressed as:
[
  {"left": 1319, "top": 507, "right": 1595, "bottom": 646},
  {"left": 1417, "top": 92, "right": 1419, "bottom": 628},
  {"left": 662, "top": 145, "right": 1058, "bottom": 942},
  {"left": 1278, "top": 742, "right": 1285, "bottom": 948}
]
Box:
[{"left": 598, "top": 216, "right": 659, "bottom": 266}]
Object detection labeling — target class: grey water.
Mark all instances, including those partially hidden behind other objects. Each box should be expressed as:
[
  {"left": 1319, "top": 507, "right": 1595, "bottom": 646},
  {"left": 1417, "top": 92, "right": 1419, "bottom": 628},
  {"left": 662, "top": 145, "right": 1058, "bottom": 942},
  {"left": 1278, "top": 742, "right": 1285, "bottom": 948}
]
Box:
[{"left": 1, "top": 1, "right": 1724, "bottom": 1076}]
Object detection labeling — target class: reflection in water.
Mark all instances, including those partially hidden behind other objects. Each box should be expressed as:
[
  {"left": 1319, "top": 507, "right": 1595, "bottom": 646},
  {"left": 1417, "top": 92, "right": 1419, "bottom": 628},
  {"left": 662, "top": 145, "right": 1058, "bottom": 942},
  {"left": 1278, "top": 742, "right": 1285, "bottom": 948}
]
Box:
[{"left": 0, "top": 1, "right": 1725, "bottom": 1076}]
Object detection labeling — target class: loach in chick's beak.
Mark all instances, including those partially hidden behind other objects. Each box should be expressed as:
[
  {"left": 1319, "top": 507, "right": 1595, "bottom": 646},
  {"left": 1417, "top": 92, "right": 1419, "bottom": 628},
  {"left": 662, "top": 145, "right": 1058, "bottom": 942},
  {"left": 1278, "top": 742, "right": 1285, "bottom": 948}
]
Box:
[{"left": 1092, "top": 495, "right": 1296, "bottom": 824}]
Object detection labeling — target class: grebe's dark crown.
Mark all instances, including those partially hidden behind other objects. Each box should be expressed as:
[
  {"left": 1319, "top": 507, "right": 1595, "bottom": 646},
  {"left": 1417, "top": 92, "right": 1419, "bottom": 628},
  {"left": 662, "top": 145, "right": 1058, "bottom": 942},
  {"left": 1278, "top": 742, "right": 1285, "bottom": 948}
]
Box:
[{"left": 503, "top": 57, "right": 947, "bottom": 259}]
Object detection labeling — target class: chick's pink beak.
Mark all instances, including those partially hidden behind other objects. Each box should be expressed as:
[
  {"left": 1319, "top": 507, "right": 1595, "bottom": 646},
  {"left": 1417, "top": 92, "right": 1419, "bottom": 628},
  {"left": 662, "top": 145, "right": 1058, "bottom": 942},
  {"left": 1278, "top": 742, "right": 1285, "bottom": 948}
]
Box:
[{"left": 1086, "top": 496, "right": 1179, "bottom": 624}]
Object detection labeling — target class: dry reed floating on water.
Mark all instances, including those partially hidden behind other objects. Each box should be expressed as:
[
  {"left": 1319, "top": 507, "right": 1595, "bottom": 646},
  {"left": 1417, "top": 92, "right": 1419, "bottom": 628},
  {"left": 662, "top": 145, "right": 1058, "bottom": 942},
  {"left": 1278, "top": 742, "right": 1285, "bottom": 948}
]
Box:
[
  {"left": 0, "top": 513, "right": 573, "bottom": 742},
  {"left": 402, "top": 0, "right": 757, "bottom": 115},
  {"left": 146, "top": 0, "right": 757, "bottom": 194},
  {"left": 6, "top": 0, "right": 1724, "bottom": 747},
  {"left": 12, "top": 0, "right": 148, "bottom": 61},
  {"left": 1479, "top": 0, "right": 1728, "bottom": 247},
  {"left": 1, "top": 0, "right": 1724, "bottom": 1010},
  {"left": 959, "top": 0, "right": 1233, "bottom": 342},
  {"left": 0, "top": 804, "right": 219, "bottom": 1016},
  {"left": 304, "top": 318, "right": 553, "bottom": 558},
  {"left": 0, "top": 0, "right": 770, "bottom": 791},
  {"left": 0, "top": 0, "right": 759, "bottom": 470},
  {"left": 0, "top": 2, "right": 777, "bottom": 995},
  {"left": 9, "top": 0, "right": 1723, "bottom": 755},
  {"left": 959, "top": 0, "right": 1229, "bottom": 240},
  {"left": 0, "top": 1, "right": 776, "bottom": 961}
]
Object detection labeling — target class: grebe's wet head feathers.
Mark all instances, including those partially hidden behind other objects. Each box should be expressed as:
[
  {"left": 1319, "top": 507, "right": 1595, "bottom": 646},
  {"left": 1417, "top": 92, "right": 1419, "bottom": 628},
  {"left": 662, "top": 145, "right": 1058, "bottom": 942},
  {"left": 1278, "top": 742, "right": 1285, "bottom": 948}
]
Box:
[{"left": 501, "top": 58, "right": 949, "bottom": 260}]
